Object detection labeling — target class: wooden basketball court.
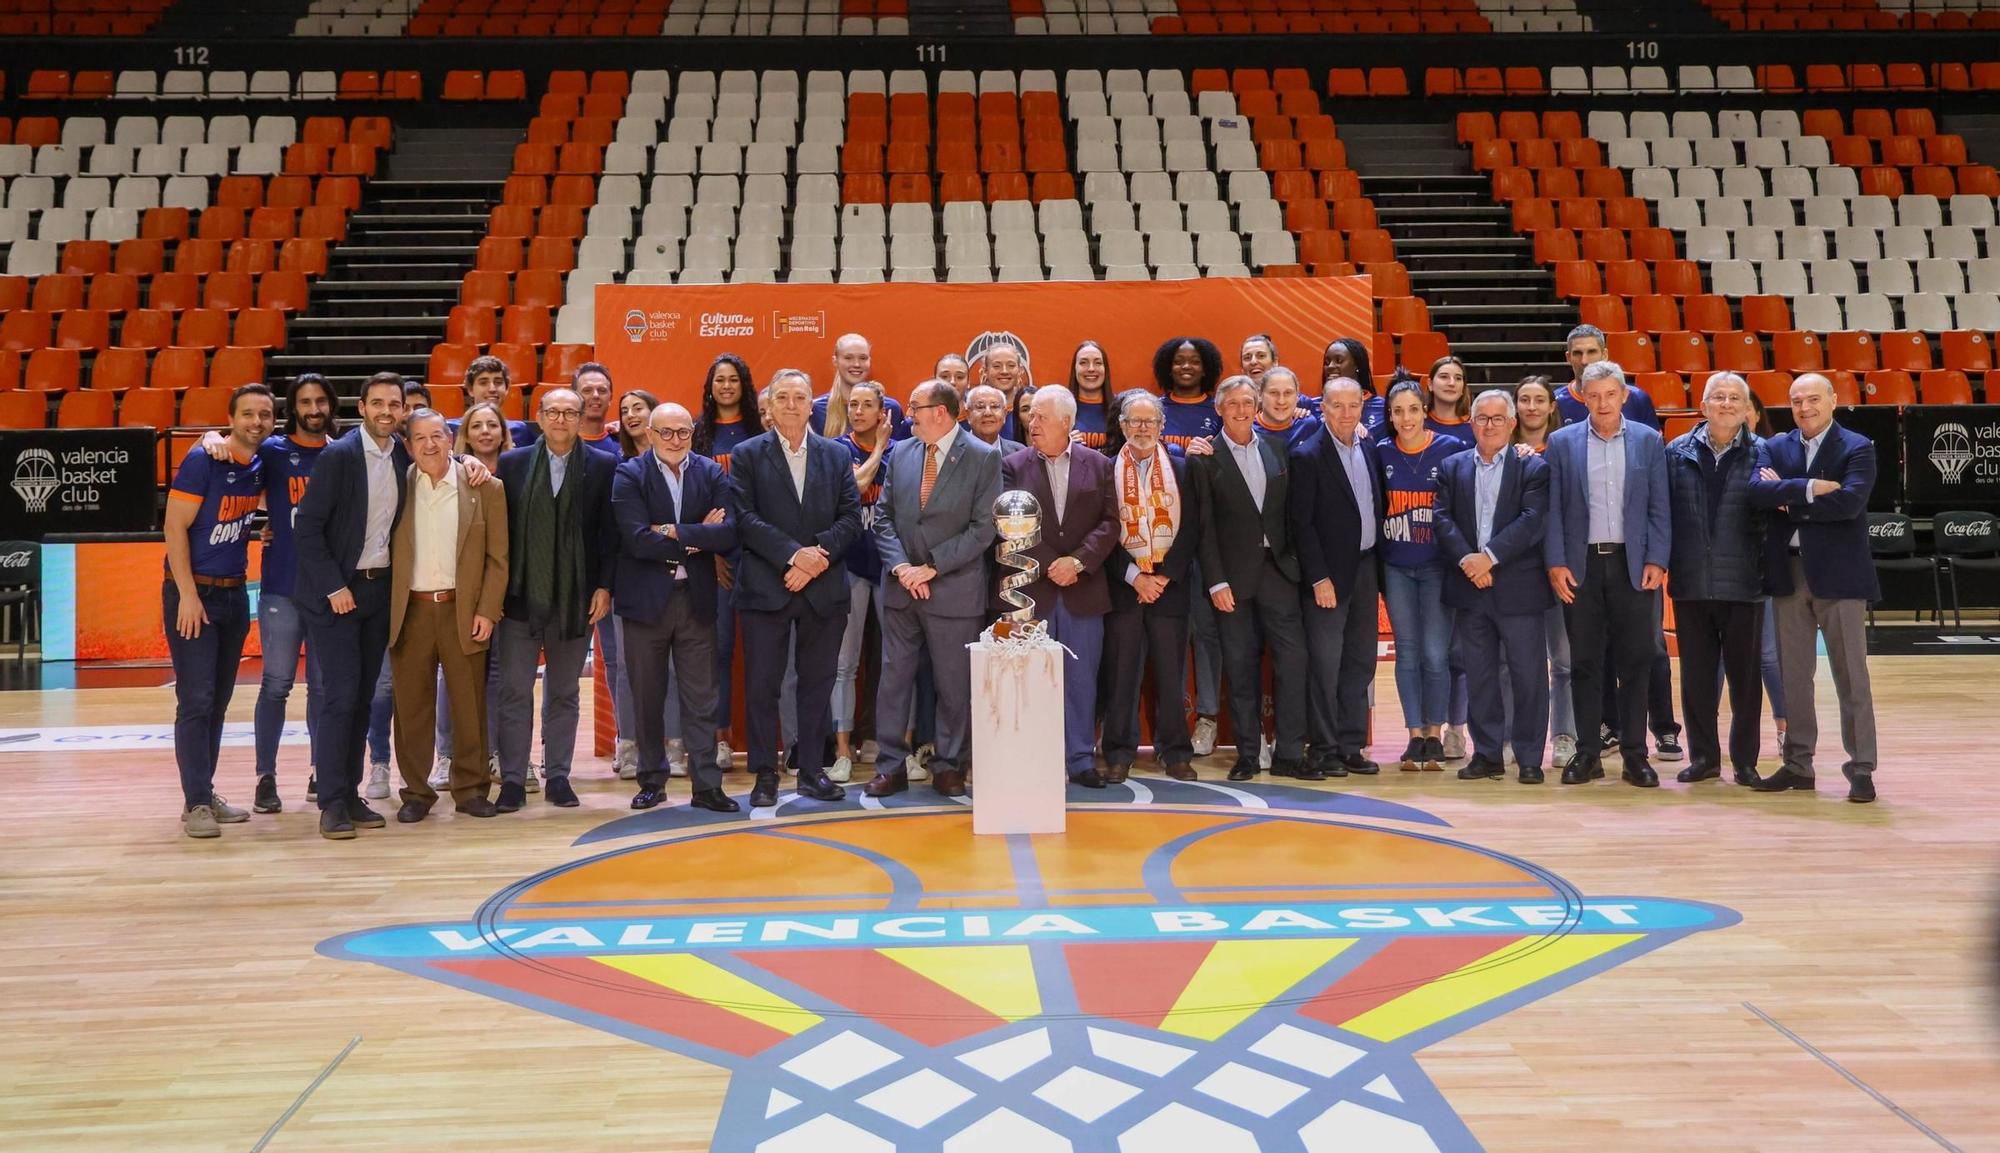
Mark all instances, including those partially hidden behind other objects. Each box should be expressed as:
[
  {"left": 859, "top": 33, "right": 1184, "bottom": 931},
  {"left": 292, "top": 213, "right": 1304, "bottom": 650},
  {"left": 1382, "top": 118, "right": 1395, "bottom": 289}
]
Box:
[{"left": 4, "top": 652, "right": 1998, "bottom": 1152}]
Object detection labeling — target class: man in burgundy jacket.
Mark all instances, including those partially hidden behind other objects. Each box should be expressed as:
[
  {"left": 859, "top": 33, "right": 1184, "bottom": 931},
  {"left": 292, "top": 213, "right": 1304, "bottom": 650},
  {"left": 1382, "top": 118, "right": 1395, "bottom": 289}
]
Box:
[{"left": 999, "top": 386, "right": 1121, "bottom": 787}]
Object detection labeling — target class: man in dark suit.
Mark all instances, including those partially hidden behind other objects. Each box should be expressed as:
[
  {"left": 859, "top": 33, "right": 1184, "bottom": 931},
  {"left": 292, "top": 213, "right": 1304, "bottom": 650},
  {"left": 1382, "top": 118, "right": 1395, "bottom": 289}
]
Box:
[
  {"left": 293, "top": 372, "right": 411, "bottom": 840},
  {"left": 1749, "top": 373, "right": 1880, "bottom": 803},
  {"left": 612, "top": 400, "right": 740, "bottom": 813},
  {"left": 864, "top": 380, "right": 1002, "bottom": 798},
  {"left": 731, "top": 369, "right": 865, "bottom": 807},
  {"left": 492, "top": 386, "right": 617, "bottom": 812},
  {"left": 965, "top": 383, "right": 1028, "bottom": 458},
  {"left": 1544, "top": 360, "right": 1672, "bottom": 787},
  {"left": 1001, "top": 386, "right": 1121, "bottom": 787},
  {"left": 1437, "top": 391, "right": 1554, "bottom": 784},
  {"left": 1289, "top": 376, "right": 1385, "bottom": 777},
  {"left": 1194, "top": 374, "right": 1309, "bottom": 782},
  {"left": 1101, "top": 392, "right": 1202, "bottom": 783}
]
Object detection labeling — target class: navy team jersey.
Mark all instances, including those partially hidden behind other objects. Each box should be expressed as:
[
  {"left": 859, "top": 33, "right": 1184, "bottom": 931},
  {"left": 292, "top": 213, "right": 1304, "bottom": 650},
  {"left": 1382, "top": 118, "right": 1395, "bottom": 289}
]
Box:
[
  {"left": 581, "top": 428, "right": 623, "bottom": 458},
  {"left": 1160, "top": 393, "right": 1222, "bottom": 452},
  {"left": 1071, "top": 394, "right": 1112, "bottom": 452},
  {"left": 700, "top": 415, "right": 756, "bottom": 474},
  {"left": 1255, "top": 412, "right": 1323, "bottom": 454},
  {"left": 167, "top": 443, "right": 265, "bottom": 579},
  {"left": 256, "top": 433, "right": 327, "bottom": 598},
  {"left": 837, "top": 431, "right": 887, "bottom": 582}
]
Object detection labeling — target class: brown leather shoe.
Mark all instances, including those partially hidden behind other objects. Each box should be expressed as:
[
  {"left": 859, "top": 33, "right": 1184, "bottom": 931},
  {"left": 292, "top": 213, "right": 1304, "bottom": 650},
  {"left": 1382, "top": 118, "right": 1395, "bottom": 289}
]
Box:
[
  {"left": 931, "top": 768, "right": 967, "bottom": 797},
  {"left": 455, "top": 796, "right": 499, "bottom": 818},
  {"left": 1102, "top": 764, "right": 1131, "bottom": 785},
  {"left": 1163, "top": 762, "right": 1197, "bottom": 781},
  {"left": 864, "top": 771, "right": 909, "bottom": 798}
]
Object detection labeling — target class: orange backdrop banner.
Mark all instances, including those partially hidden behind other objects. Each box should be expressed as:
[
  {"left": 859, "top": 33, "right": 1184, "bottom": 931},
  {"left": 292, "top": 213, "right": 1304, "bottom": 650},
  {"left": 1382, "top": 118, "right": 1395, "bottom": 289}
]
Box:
[
  {"left": 593, "top": 277, "right": 1374, "bottom": 406},
  {"left": 70, "top": 541, "right": 264, "bottom": 663}
]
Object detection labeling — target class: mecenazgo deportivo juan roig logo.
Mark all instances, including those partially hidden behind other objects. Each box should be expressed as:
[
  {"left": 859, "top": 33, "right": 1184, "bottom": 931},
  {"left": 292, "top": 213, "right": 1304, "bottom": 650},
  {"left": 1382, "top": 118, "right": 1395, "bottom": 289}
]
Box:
[{"left": 319, "top": 780, "right": 1739, "bottom": 1152}]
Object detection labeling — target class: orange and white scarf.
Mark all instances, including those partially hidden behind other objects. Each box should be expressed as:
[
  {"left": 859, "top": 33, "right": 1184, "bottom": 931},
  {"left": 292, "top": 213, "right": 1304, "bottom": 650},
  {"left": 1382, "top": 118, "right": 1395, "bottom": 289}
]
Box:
[{"left": 1116, "top": 444, "right": 1180, "bottom": 572}]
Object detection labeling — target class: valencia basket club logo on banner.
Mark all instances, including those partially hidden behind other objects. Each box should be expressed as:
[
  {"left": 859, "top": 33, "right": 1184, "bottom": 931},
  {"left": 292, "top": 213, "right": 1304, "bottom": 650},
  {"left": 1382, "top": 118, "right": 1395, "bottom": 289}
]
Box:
[{"left": 323, "top": 784, "right": 1737, "bottom": 1151}]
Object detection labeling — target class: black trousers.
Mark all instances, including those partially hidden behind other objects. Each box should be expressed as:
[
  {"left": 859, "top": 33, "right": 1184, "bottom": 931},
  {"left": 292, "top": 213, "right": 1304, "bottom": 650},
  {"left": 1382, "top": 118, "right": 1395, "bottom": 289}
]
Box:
[
  {"left": 1303, "top": 553, "right": 1380, "bottom": 762},
  {"left": 1674, "top": 598, "right": 1764, "bottom": 773},
  {"left": 1213, "top": 556, "right": 1308, "bottom": 764},
  {"left": 626, "top": 593, "right": 721, "bottom": 792},
  {"left": 742, "top": 601, "right": 845, "bottom": 779},
  {"left": 303, "top": 573, "right": 393, "bottom": 811},
  {"left": 1565, "top": 547, "right": 1658, "bottom": 764},
  {"left": 1101, "top": 601, "right": 1193, "bottom": 767},
  {"left": 1599, "top": 593, "right": 1679, "bottom": 738}
]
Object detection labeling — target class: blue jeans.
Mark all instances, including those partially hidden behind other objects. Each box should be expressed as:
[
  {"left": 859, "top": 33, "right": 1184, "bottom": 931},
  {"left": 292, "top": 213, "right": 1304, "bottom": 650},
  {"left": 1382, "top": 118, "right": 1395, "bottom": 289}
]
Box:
[
  {"left": 254, "top": 593, "right": 321, "bottom": 778},
  {"left": 1048, "top": 596, "right": 1106, "bottom": 776},
  {"left": 366, "top": 657, "right": 394, "bottom": 765},
  {"left": 165, "top": 581, "right": 251, "bottom": 808},
  {"left": 1382, "top": 564, "right": 1452, "bottom": 729}
]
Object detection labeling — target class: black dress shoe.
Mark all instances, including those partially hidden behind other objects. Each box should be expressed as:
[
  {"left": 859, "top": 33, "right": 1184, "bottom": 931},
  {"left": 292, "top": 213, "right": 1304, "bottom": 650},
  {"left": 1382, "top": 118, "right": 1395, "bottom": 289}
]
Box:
[
  {"left": 395, "top": 801, "right": 427, "bottom": 823},
  {"left": 1677, "top": 763, "right": 1721, "bottom": 784},
  {"left": 1341, "top": 752, "right": 1380, "bottom": 775},
  {"left": 1226, "top": 760, "right": 1259, "bottom": 782},
  {"left": 1271, "top": 758, "right": 1327, "bottom": 781},
  {"left": 1517, "top": 765, "right": 1545, "bottom": 785},
  {"left": 1457, "top": 755, "right": 1506, "bottom": 780},
  {"left": 690, "top": 787, "right": 741, "bottom": 813},
  {"left": 455, "top": 796, "right": 499, "bottom": 817},
  {"left": 796, "top": 772, "right": 844, "bottom": 802},
  {"left": 494, "top": 781, "right": 526, "bottom": 813},
  {"left": 865, "top": 771, "right": 909, "bottom": 797},
  {"left": 1733, "top": 768, "right": 1762, "bottom": 787},
  {"left": 1622, "top": 762, "right": 1659, "bottom": 788},
  {"left": 630, "top": 788, "right": 666, "bottom": 810},
  {"left": 319, "top": 809, "right": 357, "bottom": 839},
  {"left": 1304, "top": 749, "right": 1345, "bottom": 778},
  {"left": 1752, "top": 767, "right": 1816, "bottom": 793},
  {"left": 545, "top": 776, "right": 579, "bottom": 807},
  {"left": 1560, "top": 755, "right": 1598, "bottom": 785},
  {"left": 346, "top": 798, "right": 387, "bottom": 829},
  {"left": 1071, "top": 769, "right": 1106, "bottom": 789},
  {"left": 1843, "top": 766, "right": 1876, "bottom": 804},
  {"left": 750, "top": 773, "right": 780, "bottom": 808}
]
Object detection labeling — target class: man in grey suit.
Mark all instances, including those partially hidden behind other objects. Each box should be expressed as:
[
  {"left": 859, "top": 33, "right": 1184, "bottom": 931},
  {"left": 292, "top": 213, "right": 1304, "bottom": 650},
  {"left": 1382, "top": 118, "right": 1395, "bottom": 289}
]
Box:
[
  {"left": 864, "top": 381, "right": 1004, "bottom": 798},
  {"left": 1544, "top": 360, "right": 1672, "bottom": 788}
]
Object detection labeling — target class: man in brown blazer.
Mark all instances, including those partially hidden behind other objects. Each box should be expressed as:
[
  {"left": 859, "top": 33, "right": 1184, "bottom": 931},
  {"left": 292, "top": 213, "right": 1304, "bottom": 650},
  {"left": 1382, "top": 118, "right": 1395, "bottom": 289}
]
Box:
[
  {"left": 389, "top": 409, "right": 510, "bottom": 822},
  {"left": 999, "top": 386, "right": 1120, "bottom": 787}
]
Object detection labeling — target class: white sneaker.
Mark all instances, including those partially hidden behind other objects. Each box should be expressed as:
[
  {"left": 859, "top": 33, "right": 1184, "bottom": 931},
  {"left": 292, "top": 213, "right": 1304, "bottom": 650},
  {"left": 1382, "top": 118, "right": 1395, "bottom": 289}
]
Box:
[
  {"left": 1191, "top": 716, "right": 1218, "bottom": 757},
  {"left": 827, "top": 755, "right": 852, "bottom": 784},
  {"left": 427, "top": 756, "right": 449, "bottom": 790},
  {"left": 525, "top": 760, "right": 542, "bottom": 793},
  {"left": 615, "top": 738, "right": 638, "bottom": 781},
  {"left": 1258, "top": 736, "right": 1274, "bottom": 770},
  {"left": 1502, "top": 744, "right": 1517, "bottom": 769},
  {"left": 715, "top": 740, "right": 735, "bottom": 770},
  {"left": 1442, "top": 726, "right": 1467, "bottom": 761},
  {"left": 488, "top": 752, "right": 501, "bottom": 786},
  {"left": 907, "top": 742, "right": 932, "bottom": 782},
  {"left": 368, "top": 760, "right": 393, "bottom": 799},
  {"left": 666, "top": 739, "right": 688, "bottom": 778},
  {"left": 1553, "top": 733, "right": 1578, "bottom": 765}
]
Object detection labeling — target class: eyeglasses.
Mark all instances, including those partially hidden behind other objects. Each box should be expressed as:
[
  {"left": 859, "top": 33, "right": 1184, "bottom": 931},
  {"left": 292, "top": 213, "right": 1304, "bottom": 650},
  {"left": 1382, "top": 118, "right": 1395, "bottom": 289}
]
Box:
[
  {"left": 907, "top": 403, "right": 943, "bottom": 414},
  {"left": 541, "top": 408, "right": 581, "bottom": 421},
  {"left": 1472, "top": 414, "right": 1512, "bottom": 425},
  {"left": 1122, "top": 418, "right": 1163, "bottom": 430},
  {"left": 651, "top": 426, "right": 694, "bottom": 441}
]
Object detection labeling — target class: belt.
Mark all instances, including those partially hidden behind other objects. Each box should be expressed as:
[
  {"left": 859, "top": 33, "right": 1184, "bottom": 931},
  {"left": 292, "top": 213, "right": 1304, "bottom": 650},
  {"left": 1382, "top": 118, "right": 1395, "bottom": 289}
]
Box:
[
  {"left": 411, "top": 589, "right": 456, "bottom": 603},
  {"left": 191, "top": 574, "right": 246, "bottom": 588},
  {"left": 355, "top": 567, "right": 390, "bottom": 581},
  {"left": 1589, "top": 542, "right": 1625, "bottom": 555}
]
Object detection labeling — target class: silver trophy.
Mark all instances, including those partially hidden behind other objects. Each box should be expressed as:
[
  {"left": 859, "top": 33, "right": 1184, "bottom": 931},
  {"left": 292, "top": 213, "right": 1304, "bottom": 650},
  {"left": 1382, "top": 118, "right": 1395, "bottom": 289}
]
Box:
[{"left": 991, "top": 489, "right": 1044, "bottom": 640}]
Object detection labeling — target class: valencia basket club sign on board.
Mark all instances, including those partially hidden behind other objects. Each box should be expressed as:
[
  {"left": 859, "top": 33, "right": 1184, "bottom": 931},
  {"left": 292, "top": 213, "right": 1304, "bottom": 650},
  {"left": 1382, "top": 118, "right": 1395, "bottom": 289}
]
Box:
[{"left": 0, "top": 428, "right": 157, "bottom": 538}]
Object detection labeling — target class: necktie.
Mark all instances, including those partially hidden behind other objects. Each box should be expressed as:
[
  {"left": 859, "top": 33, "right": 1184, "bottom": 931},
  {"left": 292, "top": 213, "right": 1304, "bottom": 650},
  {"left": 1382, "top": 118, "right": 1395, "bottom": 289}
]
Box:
[{"left": 919, "top": 443, "right": 939, "bottom": 509}]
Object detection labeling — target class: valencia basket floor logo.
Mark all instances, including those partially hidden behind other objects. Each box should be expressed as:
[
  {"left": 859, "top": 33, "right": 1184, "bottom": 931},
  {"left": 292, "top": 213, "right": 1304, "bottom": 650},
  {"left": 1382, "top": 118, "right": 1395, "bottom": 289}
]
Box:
[{"left": 321, "top": 784, "right": 1736, "bottom": 1151}]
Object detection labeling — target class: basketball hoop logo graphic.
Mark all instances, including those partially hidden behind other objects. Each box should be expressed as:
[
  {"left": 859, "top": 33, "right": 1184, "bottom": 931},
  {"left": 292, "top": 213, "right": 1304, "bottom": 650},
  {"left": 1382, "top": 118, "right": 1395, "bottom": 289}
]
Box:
[
  {"left": 622, "top": 309, "right": 649, "bottom": 344},
  {"left": 1930, "top": 423, "right": 1974, "bottom": 485},
  {"left": 324, "top": 797, "right": 1736, "bottom": 1151},
  {"left": 10, "top": 448, "right": 59, "bottom": 514}
]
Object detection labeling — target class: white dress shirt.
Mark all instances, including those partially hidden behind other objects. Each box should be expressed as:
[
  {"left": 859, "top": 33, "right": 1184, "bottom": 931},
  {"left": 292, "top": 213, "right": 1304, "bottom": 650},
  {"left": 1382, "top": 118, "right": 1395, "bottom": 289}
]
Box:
[
  {"left": 653, "top": 450, "right": 690, "bottom": 582},
  {"left": 409, "top": 463, "right": 459, "bottom": 592},
  {"left": 1221, "top": 430, "right": 1270, "bottom": 548},
  {"left": 1042, "top": 443, "right": 1072, "bottom": 526},
  {"left": 357, "top": 430, "right": 398, "bottom": 570},
  {"left": 780, "top": 428, "right": 810, "bottom": 500},
  {"left": 1793, "top": 426, "right": 1830, "bottom": 547},
  {"left": 1329, "top": 432, "right": 1377, "bottom": 552}
]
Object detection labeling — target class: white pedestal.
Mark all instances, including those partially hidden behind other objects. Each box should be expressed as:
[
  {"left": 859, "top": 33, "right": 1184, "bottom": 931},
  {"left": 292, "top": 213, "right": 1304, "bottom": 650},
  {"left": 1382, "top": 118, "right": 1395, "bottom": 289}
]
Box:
[{"left": 969, "top": 638, "right": 1067, "bottom": 835}]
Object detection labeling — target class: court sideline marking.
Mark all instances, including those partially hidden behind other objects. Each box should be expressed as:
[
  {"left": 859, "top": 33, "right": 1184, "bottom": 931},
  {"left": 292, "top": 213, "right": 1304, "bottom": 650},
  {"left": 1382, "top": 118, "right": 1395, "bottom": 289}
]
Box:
[
  {"left": 249, "top": 1035, "right": 359, "bottom": 1153},
  {"left": 1743, "top": 1002, "right": 1963, "bottom": 1152}
]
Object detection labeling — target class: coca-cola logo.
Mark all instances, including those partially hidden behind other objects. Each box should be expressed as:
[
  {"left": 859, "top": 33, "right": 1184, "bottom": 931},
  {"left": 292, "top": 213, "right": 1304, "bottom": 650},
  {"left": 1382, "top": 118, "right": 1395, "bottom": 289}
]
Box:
[
  {"left": 0, "top": 549, "right": 29, "bottom": 568},
  {"left": 1943, "top": 520, "right": 1994, "bottom": 538},
  {"left": 1869, "top": 520, "right": 1906, "bottom": 539}
]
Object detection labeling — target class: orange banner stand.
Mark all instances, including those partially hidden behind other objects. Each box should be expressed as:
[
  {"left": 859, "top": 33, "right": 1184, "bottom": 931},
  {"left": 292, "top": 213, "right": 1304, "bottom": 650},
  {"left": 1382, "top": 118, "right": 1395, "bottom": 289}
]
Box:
[{"left": 594, "top": 277, "right": 1376, "bottom": 405}]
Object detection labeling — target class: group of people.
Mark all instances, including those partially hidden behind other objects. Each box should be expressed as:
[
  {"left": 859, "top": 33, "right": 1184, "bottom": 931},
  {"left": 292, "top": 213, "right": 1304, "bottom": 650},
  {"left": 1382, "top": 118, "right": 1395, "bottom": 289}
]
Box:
[{"left": 161, "top": 324, "right": 1884, "bottom": 840}]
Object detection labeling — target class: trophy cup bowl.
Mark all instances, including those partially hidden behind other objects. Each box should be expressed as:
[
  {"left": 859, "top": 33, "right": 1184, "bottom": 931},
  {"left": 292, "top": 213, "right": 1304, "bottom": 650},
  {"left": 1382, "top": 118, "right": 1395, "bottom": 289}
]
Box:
[{"left": 991, "top": 489, "right": 1044, "bottom": 641}]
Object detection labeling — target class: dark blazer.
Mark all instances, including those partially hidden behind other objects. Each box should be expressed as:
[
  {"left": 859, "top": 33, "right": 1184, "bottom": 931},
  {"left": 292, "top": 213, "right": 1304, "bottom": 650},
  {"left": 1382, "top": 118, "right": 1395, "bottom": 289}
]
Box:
[
  {"left": 1288, "top": 427, "right": 1386, "bottom": 601},
  {"left": 610, "top": 450, "right": 737, "bottom": 625},
  {"left": 874, "top": 431, "right": 1003, "bottom": 619},
  {"left": 292, "top": 426, "right": 409, "bottom": 618},
  {"left": 1435, "top": 447, "right": 1554, "bottom": 615},
  {"left": 730, "top": 429, "right": 864, "bottom": 616},
  {"left": 999, "top": 444, "right": 1121, "bottom": 618},
  {"left": 496, "top": 441, "right": 619, "bottom": 621},
  {"left": 1106, "top": 451, "right": 1203, "bottom": 616},
  {"left": 1749, "top": 420, "right": 1879, "bottom": 602},
  {"left": 1665, "top": 423, "right": 1767, "bottom": 603},
  {"left": 1192, "top": 432, "right": 1298, "bottom": 594},
  {"left": 1542, "top": 418, "right": 1672, "bottom": 588}
]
